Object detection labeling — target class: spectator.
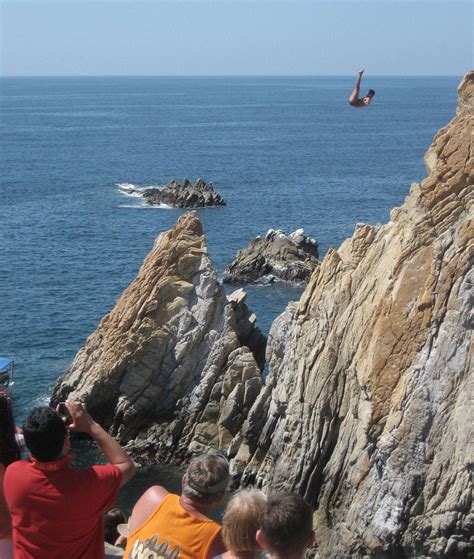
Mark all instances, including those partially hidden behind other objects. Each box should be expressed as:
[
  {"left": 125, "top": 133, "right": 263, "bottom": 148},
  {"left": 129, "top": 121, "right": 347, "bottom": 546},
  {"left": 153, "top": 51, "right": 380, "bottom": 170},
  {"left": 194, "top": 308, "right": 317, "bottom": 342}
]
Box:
[
  {"left": 256, "top": 492, "right": 315, "bottom": 559},
  {"left": 221, "top": 489, "right": 266, "bottom": 559},
  {"left": 124, "top": 453, "right": 230, "bottom": 559},
  {"left": 0, "top": 394, "right": 21, "bottom": 559},
  {"left": 104, "top": 507, "right": 127, "bottom": 548},
  {"left": 4, "top": 401, "right": 135, "bottom": 559}
]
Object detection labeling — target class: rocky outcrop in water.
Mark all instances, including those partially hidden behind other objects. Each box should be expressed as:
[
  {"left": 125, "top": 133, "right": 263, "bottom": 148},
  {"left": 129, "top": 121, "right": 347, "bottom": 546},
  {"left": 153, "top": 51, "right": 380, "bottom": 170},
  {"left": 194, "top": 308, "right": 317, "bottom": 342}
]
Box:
[
  {"left": 223, "top": 228, "right": 319, "bottom": 284},
  {"left": 143, "top": 178, "right": 226, "bottom": 208},
  {"left": 51, "top": 212, "right": 262, "bottom": 460},
  {"left": 231, "top": 71, "right": 474, "bottom": 558}
]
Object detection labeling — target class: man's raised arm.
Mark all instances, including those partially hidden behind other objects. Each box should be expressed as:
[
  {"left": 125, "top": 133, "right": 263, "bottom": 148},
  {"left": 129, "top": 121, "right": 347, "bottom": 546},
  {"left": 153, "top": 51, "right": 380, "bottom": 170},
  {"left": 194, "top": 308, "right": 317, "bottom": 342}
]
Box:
[{"left": 65, "top": 400, "right": 136, "bottom": 487}]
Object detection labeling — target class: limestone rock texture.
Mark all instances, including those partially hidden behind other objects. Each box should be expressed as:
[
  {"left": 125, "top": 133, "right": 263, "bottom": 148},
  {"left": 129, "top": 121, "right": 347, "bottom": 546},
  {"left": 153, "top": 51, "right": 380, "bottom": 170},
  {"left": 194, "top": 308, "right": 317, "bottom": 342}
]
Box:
[
  {"left": 234, "top": 72, "right": 473, "bottom": 557},
  {"left": 143, "top": 177, "right": 225, "bottom": 208},
  {"left": 223, "top": 228, "right": 319, "bottom": 284},
  {"left": 51, "top": 212, "right": 262, "bottom": 459}
]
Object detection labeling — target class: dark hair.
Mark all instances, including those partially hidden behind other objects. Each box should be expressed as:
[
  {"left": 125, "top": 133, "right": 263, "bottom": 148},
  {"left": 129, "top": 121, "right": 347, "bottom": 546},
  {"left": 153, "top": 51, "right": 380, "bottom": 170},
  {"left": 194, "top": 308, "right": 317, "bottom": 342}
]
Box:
[
  {"left": 367, "top": 89, "right": 375, "bottom": 97},
  {"left": 183, "top": 454, "right": 230, "bottom": 505},
  {"left": 104, "top": 508, "right": 127, "bottom": 545},
  {"left": 260, "top": 492, "right": 313, "bottom": 555},
  {"left": 0, "top": 394, "right": 21, "bottom": 467},
  {"left": 23, "top": 406, "right": 67, "bottom": 462}
]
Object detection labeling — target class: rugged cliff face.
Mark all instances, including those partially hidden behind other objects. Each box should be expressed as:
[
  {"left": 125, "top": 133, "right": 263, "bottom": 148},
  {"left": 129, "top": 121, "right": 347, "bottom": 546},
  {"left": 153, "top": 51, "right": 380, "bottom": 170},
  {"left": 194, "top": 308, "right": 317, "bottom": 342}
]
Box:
[
  {"left": 233, "top": 72, "right": 473, "bottom": 557},
  {"left": 52, "top": 212, "right": 264, "bottom": 458},
  {"left": 53, "top": 73, "right": 472, "bottom": 558}
]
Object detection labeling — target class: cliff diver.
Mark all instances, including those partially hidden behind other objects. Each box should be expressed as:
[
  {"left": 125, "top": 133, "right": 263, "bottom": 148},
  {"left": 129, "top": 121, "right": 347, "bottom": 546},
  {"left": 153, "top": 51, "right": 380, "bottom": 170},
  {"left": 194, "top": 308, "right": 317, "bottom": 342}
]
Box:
[{"left": 348, "top": 68, "right": 375, "bottom": 108}]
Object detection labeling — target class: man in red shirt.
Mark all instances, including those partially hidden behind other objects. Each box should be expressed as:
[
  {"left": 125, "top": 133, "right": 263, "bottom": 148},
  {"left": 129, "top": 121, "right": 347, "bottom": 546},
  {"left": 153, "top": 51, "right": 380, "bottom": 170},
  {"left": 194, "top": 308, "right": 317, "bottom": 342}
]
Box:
[{"left": 4, "top": 401, "right": 135, "bottom": 559}]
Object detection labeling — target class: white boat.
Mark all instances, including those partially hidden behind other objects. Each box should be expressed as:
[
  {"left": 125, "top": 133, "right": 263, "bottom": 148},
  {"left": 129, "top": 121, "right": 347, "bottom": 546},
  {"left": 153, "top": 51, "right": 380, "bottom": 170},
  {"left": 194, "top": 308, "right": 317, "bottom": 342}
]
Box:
[{"left": 0, "top": 356, "right": 15, "bottom": 393}]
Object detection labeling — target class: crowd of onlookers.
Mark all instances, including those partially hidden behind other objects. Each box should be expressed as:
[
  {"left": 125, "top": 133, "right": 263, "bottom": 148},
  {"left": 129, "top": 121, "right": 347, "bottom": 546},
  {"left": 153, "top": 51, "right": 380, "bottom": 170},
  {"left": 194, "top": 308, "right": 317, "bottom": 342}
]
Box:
[{"left": 0, "top": 394, "right": 315, "bottom": 558}]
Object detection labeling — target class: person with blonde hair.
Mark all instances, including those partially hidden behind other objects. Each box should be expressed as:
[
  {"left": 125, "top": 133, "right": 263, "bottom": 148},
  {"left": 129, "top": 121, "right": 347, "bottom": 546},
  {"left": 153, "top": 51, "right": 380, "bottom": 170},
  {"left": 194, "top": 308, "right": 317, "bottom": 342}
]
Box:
[{"left": 221, "top": 489, "right": 266, "bottom": 559}]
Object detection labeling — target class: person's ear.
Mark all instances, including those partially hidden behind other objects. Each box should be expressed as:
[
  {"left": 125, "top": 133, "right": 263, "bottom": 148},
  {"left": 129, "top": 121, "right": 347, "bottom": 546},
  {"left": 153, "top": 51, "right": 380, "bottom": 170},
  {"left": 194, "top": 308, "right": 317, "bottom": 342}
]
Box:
[
  {"left": 182, "top": 474, "right": 187, "bottom": 490},
  {"left": 256, "top": 529, "right": 269, "bottom": 550},
  {"left": 308, "top": 530, "right": 316, "bottom": 548}
]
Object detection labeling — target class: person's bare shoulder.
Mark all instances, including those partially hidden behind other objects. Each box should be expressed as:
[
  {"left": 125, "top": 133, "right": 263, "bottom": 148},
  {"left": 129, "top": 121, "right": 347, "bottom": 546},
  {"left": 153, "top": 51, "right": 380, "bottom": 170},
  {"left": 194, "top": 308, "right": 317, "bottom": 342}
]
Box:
[
  {"left": 129, "top": 485, "right": 170, "bottom": 533},
  {"left": 143, "top": 485, "right": 169, "bottom": 502}
]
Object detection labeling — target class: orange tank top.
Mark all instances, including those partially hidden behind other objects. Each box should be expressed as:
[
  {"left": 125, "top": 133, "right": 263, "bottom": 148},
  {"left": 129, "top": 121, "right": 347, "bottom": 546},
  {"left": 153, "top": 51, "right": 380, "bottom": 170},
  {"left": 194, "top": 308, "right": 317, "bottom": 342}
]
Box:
[{"left": 125, "top": 493, "right": 221, "bottom": 559}]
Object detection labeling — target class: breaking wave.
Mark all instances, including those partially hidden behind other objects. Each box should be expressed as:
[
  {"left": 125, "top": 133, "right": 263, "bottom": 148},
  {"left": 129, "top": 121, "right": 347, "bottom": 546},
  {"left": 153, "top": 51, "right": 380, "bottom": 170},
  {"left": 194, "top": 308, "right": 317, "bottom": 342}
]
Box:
[
  {"left": 115, "top": 182, "right": 161, "bottom": 197},
  {"left": 117, "top": 203, "right": 174, "bottom": 209}
]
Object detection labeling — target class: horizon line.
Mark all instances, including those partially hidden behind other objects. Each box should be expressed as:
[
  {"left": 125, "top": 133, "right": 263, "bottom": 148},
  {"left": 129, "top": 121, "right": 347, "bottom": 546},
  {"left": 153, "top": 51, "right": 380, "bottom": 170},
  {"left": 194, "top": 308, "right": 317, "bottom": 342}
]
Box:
[{"left": 0, "top": 73, "right": 464, "bottom": 78}]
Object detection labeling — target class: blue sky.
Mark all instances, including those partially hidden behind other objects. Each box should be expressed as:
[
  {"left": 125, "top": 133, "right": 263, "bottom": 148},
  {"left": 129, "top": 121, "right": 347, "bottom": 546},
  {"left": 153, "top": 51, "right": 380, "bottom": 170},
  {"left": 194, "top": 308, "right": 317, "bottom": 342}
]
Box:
[{"left": 1, "top": 1, "right": 472, "bottom": 76}]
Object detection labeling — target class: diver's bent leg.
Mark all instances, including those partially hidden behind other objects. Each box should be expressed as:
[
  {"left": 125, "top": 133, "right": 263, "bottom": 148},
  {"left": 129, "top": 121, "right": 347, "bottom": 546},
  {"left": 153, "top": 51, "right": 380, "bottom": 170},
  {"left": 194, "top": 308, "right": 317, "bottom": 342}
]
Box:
[{"left": 349, "top": 88, "right": 359, "bottom": 105}]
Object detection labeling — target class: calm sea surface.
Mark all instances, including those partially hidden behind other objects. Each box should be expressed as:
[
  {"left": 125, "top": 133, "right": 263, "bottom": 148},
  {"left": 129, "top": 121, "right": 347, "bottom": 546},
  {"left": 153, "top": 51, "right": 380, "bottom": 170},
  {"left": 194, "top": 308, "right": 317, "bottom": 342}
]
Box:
[{"left": 0, "top": 76, "right": 459, "bottom": 511}]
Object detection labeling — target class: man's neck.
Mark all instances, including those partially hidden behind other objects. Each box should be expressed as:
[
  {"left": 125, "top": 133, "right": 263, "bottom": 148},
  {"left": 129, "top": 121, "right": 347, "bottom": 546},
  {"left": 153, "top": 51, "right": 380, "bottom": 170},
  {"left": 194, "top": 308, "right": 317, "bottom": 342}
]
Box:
[{"left": 179, "top": 494, "right": 214, "bottom": 518}]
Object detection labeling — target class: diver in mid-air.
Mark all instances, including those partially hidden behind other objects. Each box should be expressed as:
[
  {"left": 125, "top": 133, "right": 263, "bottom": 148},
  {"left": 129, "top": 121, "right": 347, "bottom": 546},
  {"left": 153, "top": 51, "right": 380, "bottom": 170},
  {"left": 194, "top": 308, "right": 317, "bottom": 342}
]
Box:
[{"left": 348, "top": 68, "right": 375, "bottom": 108}]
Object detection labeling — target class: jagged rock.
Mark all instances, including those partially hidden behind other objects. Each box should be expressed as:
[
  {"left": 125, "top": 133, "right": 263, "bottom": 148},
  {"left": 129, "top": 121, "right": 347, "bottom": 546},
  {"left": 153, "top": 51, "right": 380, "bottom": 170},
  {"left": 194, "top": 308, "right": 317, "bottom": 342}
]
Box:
[
  {"left": 143, "top": 178, "right": 226, "bottom": 208},
  {"left": 51, "top": 212, "right": 261, "bottom": 462},
  {"left": 223, "top": 228, "right": 319, "bottom": 284},
  {"left": 231, "top": 71, "right": 473, "bottom": 557}
]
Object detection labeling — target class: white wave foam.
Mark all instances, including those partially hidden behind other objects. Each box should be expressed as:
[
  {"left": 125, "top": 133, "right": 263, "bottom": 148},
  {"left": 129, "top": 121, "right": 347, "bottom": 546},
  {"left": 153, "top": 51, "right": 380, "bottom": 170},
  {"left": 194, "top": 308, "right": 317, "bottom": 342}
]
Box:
[
  {"left": 118, "top": 203, "right": 175, "bottom": 210},
  {"left": 115, "top": 183, "right": 142, "bottom": 198},
  {"left": 115, "top": 182, "right": 161, "bottom": 198},
  {"left": 32, "top": 393, "right": 51, "bottom": 408},
  {"left": 116, "top": 183, "right": 138, "bottom": 196}
]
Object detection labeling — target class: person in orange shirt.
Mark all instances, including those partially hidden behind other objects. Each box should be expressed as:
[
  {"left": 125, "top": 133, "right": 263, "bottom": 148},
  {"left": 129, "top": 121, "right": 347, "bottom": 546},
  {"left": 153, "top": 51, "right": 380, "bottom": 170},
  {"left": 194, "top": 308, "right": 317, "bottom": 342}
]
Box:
[{"left": 124, "top": 454, "right": 230, "bottom": 559}]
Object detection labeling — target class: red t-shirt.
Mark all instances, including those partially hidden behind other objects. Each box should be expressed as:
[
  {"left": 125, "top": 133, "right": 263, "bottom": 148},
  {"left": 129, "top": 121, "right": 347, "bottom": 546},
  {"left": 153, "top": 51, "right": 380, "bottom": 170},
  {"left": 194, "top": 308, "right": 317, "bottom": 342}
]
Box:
[{"left": 3, "top": 454, "right": 122, "bottom": 559}]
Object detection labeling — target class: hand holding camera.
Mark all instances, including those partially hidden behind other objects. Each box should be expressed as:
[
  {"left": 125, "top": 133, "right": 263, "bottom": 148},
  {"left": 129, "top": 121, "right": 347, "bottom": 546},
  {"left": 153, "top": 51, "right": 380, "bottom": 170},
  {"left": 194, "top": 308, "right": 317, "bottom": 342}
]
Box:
[{"left": 56, "top": 400, "right": 95, "bottom": 434}]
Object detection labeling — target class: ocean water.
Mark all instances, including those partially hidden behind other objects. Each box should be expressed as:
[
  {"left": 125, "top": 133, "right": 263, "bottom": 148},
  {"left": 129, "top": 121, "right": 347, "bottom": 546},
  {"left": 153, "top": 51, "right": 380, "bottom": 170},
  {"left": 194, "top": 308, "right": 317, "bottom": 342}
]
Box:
[{"left": 0, "top": 75, "right": 459, "bottom": 510}]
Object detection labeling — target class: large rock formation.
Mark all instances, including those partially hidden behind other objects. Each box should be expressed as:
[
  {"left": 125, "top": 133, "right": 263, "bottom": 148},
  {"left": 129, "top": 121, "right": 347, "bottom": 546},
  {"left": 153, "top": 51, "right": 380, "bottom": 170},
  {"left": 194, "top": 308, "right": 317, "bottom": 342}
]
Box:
[
  {"left": 143, "top": 178, "right": 226, "bottom": 208},
  {"left": 223, "top": 228, "right": 319, "bottom": 284},
  {"left": 51, "top": 212, "right": 263, "bottom": 460},
  {"left": 231, "top": 71, "right": 473, "bottom": 557}
]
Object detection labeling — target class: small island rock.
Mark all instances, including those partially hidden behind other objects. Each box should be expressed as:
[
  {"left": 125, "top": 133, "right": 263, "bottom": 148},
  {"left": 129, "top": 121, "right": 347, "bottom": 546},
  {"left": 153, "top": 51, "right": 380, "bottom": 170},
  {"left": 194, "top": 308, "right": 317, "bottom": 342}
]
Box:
[
  {"left": 223, "top": 228, "right": 319, "bottom": 284},
  {"left": 143, "top": 178, "right": 226, "bottom": 208}
]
